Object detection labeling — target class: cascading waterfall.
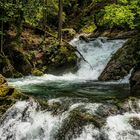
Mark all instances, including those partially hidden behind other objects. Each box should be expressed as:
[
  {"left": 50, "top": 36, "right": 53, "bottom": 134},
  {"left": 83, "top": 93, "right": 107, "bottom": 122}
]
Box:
[
  {"left": 1, "top": 37, "right": 139, "bottom": 140},
  {"left": 8, "top": 37, "right": 126, "bottom": 87}
]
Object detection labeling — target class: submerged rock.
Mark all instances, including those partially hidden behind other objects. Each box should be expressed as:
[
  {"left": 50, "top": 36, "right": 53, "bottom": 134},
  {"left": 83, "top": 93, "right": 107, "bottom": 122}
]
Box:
[
  {"left": 99, "top": 35, "right": 140, "bottom": 81},
  {"left": 129, "top": 117, "right": 140, "bottom": 130}
]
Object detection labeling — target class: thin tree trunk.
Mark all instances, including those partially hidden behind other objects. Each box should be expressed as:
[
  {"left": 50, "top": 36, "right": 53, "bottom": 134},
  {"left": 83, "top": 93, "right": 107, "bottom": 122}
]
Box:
[
  {"left": 43, "top": 0, "right": 48, "bottom": 42},
  {"left": 58, "top": 0, "right": 63, "bottom": 45},
  {"left": 0, "top": 20, "right": 4, "bottom": 54}
]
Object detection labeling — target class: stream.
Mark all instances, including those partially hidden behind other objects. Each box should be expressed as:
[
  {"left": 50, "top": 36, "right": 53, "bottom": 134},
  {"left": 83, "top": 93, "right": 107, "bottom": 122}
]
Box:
[{"left": 0, "top": 37, "right": 140, "bottom": 140}]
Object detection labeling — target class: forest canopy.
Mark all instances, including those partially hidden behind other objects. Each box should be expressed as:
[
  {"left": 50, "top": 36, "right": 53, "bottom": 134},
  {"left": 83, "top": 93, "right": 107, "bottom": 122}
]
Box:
[
  {"left": 0, "top": 0, "right": 140, "bottom": 51},
  {"left": 1, "top": 0, "right": 140, "bottom": 32}
]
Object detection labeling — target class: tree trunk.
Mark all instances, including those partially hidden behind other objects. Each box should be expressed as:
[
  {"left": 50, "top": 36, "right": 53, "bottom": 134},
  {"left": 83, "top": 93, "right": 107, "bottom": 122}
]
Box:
[
  {"left": 0, "top": 20, "right": 4, "bottom": 54},
  {"left": 43, "top": 0, "right": 48, "bottom": 42},
  {"left": 58, "top": 0, "right": 63, "bottom": 45}
]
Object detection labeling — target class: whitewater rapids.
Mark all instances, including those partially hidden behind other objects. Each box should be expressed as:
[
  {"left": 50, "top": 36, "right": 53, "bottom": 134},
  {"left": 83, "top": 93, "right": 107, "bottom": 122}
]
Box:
[{"left": 0, "top": 98, "right": 140, "bottom": 140}]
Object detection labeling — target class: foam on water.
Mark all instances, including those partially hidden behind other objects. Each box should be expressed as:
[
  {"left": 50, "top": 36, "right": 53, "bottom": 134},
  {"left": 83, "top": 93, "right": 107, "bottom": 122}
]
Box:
[
  {"left": 0, "top": 99, "right": 102, "bottom": 140},
  {"left": 1, "top": 99, "right": 140, "bottom": 140},
  {"left": 103, "top": 113, "right": 140, "bottom": 140},
  {"left": 73, "top": 125, "right": 100, "bottom": 140}
]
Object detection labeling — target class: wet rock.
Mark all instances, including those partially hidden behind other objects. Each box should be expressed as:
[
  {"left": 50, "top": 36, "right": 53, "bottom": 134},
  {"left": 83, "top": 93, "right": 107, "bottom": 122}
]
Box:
[
  {"left": 119, "top": 97, "right": 140, "bottom": 113},
  {"left": 99, "top": 35, "right": 140, "bottom": 81},
  {"left": 95, "top": 104, "right": 119, "bottom": 117},
  {"left": 129, "top": 117, "right": 140, "bottom": 130},
  {"left": 55, "top": 107, "right": 105, "bottom": 140},
  {"left": 130, "top": 62, "right": 140, "bottom": 95},
  {"left": 79, "top": 35, "right": 89, "bottom": 43}
]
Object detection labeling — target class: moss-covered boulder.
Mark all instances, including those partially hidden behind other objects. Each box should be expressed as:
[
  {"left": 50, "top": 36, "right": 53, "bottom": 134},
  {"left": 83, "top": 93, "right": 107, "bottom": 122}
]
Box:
[
  {"left": 0, "top": 74, "right": 28, "bottom": 118},
  {"left": 43, "top": 43, "right": 78, "bottom": 75},
  {"left": 99, "top": 35, "right": 140, "bottom": 81}
]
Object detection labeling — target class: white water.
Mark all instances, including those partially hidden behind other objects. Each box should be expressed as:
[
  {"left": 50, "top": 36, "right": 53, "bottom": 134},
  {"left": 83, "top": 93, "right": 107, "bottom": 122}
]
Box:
[
  {"left": 0, "top": 99, "right": 101, "bottom": 140},
  {"left": 8, "top": 37, "right": 126, "bottom": 87},
  {"left": 1, "top": 99, "right": 140, "bottom": 140},
  {"left": 104, "top": 113, "right": 140, "bottom": 140}
]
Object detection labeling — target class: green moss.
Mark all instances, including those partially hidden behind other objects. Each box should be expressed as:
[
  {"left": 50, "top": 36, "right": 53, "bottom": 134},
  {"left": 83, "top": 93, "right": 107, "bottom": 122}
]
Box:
[
  {"left": 0, "top": 74, "right": 28, "bottom": 118},
  {"left": 31, "top": 68, "right": 43, "bottom": 76}
]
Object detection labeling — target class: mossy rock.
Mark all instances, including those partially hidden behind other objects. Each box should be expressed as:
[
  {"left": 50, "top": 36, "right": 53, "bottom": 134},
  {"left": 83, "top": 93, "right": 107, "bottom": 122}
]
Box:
[
  {"left": 31, "top": 68, "right": 43, "bottom": 76},
  {"left": 55, "top": 109, "right": 104, "bottom": 140},
  {"left": 99, "top": 35, "right": 140, "bottom": 81},
  {"left": 0, "top": 74, "right": 28, "bottom": 118},
  {"left": 62, "top": 28, "right": 76, "bottom": 41},
  {"left": 43, "top": 43, "right": 78, "bottom": 75}
]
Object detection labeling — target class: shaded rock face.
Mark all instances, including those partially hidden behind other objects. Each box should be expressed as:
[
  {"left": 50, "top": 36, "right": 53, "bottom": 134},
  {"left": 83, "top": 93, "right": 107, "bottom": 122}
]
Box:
[
  {"left": 4, "top": 43, "right": 32, "bottom": 76},
  {"left": 130, "top": 62, "right": 140, "bottom": 95},
  {"left": 0, "top": 74, "right": 27, "bottom": 118},
  {"left": 99, "top": 36, "right": 140, "bottom": 81}
]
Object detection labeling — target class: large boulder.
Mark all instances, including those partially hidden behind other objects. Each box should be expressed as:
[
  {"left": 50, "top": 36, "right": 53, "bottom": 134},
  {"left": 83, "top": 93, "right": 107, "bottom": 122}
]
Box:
[
  {"left": 99, "top": 35, "right": 140, "bottom": 81},
  {"left": 130, "top": 62, "right": 140, "bottom": 95}
]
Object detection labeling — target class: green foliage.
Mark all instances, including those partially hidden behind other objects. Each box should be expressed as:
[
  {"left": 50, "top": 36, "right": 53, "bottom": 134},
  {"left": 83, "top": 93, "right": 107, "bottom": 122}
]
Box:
[
  {"left": 98, "top": 0, "right": 140, "bottom": 29},
  {"left": 100, "top": 4, "right": 135, "bottom": 29}
]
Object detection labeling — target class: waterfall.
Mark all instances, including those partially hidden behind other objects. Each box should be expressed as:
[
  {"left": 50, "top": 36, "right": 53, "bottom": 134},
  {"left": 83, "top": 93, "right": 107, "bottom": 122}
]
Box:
[{"left": 8, "top": 37, "right": 126, "bottom": 87}]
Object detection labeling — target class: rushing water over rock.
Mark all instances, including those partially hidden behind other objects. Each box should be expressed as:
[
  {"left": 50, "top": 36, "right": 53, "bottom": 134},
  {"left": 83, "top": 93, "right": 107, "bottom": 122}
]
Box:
[
  {"left": 1, "top": 37, "right": 139, "bottom": 140},
  {"left": 0, "top": 98, "right": 140, "bottom": 140},
  {"left": 8, "top": 37, "right": 126, "bottom": 87}
]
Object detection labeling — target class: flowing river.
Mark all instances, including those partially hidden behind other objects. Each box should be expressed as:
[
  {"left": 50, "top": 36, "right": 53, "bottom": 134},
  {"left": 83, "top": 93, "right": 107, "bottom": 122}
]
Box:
[{"left": 0, "top": 37, "right": 140, "bottom": 140}]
